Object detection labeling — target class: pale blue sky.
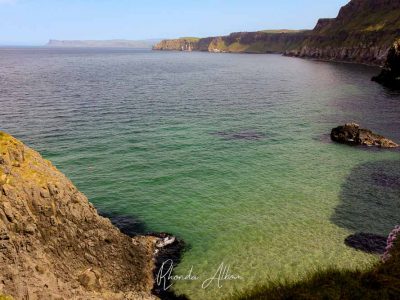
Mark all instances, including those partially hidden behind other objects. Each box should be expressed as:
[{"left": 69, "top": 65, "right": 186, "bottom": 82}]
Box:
[{"left": 0, "top": 0, "right": 349, "bottom": 45}]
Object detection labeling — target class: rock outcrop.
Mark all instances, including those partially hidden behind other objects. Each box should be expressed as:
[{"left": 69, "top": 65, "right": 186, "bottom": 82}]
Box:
[
  {"left": 154, "top": 0, "right": 400, "bottom": 65},
  {"left": 330, "top": 123, "right": 399, "bottom": 148},
  {"left": 0, "top": 131, "right": 159, "bottom": 299},
  {"left": 372, "top": 39, "right": 400, "bottom": 88}
]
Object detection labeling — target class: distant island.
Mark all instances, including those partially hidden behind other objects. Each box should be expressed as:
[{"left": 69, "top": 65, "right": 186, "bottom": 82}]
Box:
[{"left": 47, "top": 39, "right": 161, "bottom": 49}]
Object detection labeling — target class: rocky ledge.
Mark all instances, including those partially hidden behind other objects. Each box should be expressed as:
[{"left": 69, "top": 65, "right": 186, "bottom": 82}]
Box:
[
  {"left": 372, "top": 39, "right": 400, "bottom": 89},
  {"left": 331, "top": 123, "right": 399, "bottom": 148},
  {"left": 0, "top": 131, "right": 175, "bottom": 299}
]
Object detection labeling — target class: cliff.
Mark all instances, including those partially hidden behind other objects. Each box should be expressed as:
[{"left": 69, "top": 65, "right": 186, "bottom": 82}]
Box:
[
  {"left": 153, "top": 0, "right": 400, "bottom": 65},
  {"left": 0, "top": 131, "right": 159, "bottom": 299},
  {"left": 286, "top": 0, "right": 400, "bottom": 65},
  {"left": 152, "top": 37, "right": 200, "bottom": 51},
  {"left": 372, "top": 38, "right": 400, "bottom": 88},
  {"left": 153, "top": 31, "right": 308, "bottom": 53}
]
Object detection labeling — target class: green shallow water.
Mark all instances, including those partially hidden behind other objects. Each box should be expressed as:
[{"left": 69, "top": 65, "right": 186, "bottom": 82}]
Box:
[{"left": 0, "top": 48, "right": 399, "bottom": 299}]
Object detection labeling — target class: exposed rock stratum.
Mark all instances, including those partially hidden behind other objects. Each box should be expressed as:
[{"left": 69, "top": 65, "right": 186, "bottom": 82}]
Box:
[{"left": 0, "top": 131, "right": 159, "bottom": 300}]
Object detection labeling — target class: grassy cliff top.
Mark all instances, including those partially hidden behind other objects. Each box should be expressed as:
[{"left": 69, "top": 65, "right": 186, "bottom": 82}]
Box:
[
  {"left": 315, "top": 0, "right": 400, "bottom": 34},
  {"left": 178, "top": 37, "right": 200, "bottom": 42}
]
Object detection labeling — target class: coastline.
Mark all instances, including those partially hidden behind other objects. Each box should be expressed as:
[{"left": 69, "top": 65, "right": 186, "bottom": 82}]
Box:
[
  {"left": 101, "top": 212, "right": 188, "bottom": 300},
  {"left": 153, "top": 0, "right": 400, "bottom": 68},
  {"left": 0, "top": 48, "right": 396, "bottom": 298},
  {"left": 0, "top": 131, "right": 170, "bottom": 300},
  {"left": 152, "top": 48, "right": 385, "bottom": 68}
]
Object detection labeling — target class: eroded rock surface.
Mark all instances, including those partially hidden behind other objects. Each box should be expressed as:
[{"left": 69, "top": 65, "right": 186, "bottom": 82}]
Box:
[
  {"left": 372, "top": 39, "right": 400, "bottom": 88},
  {"left": 330, "top": 123, "right": 398, "bottom": 148},
  {"left": 0, "top": 131, "right": 158, "bottom": 300}
]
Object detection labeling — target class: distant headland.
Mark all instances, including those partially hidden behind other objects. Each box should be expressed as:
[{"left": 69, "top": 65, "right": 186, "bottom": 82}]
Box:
[{"left": 47, "top": 39, "right": 161, "bottom": 49}]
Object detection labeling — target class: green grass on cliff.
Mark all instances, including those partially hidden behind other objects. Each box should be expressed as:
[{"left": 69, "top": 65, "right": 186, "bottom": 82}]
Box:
[
  {"left": 258, "top": 29, "right": 305, "bottom": 34},
  {"left": 319, "top": 7, "right": 400, "bottom": 35},
  {"left": 233, "top": 241, "right": 400, "bottom": 300},
  {"left": 179, "top": 37, "right": 200, "bottom": 42}
]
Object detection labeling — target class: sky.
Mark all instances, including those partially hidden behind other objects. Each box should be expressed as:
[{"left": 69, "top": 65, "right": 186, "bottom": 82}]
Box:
[{"left": 0, "top": 0, "right": 349, "bottom": 45}]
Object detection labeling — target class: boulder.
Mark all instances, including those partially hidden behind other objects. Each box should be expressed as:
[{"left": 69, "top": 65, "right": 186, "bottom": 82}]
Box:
[{"left": 331, "top": 123, "right": 398, "bottom": 148}]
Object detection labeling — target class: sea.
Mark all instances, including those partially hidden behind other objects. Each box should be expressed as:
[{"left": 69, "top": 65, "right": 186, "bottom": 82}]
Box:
[{"left": 0, "top": 47, "right": 399, "bottom": 299}]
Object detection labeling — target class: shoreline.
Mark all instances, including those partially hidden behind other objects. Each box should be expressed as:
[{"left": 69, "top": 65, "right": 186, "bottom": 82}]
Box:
[
  {"left": 152, "top": 48, "right": 384, "bottom": 68},
  {"left": 101, "top": 212, "right": 188, "bottom": 300}
]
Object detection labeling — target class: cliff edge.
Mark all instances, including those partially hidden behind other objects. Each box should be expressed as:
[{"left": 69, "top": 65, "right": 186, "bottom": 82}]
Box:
[
  {"left": 286, "top": 0, "right": 400, "bottom": 65},
  {"left": 0, "top": 131, "right": 158, "bottom": 300}
]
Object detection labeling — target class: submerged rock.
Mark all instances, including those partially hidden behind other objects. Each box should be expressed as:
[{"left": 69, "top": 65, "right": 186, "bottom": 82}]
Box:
[
  {"left": 330, "top": 123, "right": 398, "bottom": 148},
  {"left": 211, "top": 130, "right": 265, "bottom": 141},
  {"left": 344, "top": 232, "right": 387, "bottom": 254},
  {"left": 372, "top": 39, "right": 400, "bottom": 89}
]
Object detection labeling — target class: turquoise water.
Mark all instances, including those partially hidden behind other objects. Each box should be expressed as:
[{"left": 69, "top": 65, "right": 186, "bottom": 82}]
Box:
[{"left": 0, "top": 48, "right": 399, "bottom": 299}]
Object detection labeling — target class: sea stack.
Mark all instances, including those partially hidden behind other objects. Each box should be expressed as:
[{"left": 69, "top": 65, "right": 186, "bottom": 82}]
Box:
[
  {"left": 330, "top": 123, "right": 399, "bottom": 148},
  {"left": 0, "top": 131, "right": 159, "bottom": 299}
]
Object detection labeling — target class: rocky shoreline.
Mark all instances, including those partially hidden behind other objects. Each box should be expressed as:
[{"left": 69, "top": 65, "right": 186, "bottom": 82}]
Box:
[
  {"left": 0, "top": 131, "right": 185, "bottom": 300},
  {"left": 153, "top": 0, "right": 400, "bottom": 67},
  {"left": 102, "top": 213, "right": 188, "bottom": 300}
]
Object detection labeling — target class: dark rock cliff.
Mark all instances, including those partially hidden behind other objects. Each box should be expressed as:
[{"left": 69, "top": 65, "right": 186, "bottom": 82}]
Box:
[
  {"left": 285, "top": 0, "right": 400, "bottom": 65},
  {"left": 372, "top": 38, "right": 400, "bottom": 88},
  {"left": 153, "top": 0, "right": 400, "bottom": 65}
]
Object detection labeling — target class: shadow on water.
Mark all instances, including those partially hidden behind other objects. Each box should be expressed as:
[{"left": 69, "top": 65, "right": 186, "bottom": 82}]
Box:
[
  {"left": 331, "top": 160, "right": 400, "bottom": 237},
  {"left": 99, "top": 211, "right": 149, "bottom": 236}
]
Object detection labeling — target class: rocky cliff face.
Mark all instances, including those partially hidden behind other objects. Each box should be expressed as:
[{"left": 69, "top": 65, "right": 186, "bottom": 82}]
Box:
[
  {"left": 152, "top": 38, "right": 199, "bottom": 51},
  {"left": 0, "top": 132, "right": 158, "bottom": 300},
  {"left": 285, "top": 0, "right": 400, "bottom": 65},
  {"left": 153, "top": 31, "right": 307, "bottom": 54},
  {"left": 153, "top": 0, "right": 400, "bottom": 65},
  {"left": 372, "top": 38, "right": 400, "bottom": 88}
]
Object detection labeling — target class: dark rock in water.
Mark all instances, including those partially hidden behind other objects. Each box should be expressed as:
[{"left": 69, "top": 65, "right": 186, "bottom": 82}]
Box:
[
  {"left": 371, "top": 172, "right": 400, "bottom": 189},
  {"left": 100, "top": 213, "right": 188, "bottom": 300},
  {"left": 150, "top": 232, "right": 189, "bottom": 300},
  {"left": 99, "top": 212, "right": 148, "bottom": 236},
  {"left": 372, "top": 39, "right": 400, "bottom": 89},
  {"left": 212, "top": 130, "right": 265, "bottom": 141},
  {"left": 330, "top": 123, "right": 398, "bottom": 148},
  {"left": 345, "top": 232, "right": 387, "bottom": 254}
]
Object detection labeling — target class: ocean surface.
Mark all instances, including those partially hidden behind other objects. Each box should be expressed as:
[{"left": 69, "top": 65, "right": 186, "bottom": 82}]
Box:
[{"left": 1, "top": 47, "right": 399, "bottom": 299}]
